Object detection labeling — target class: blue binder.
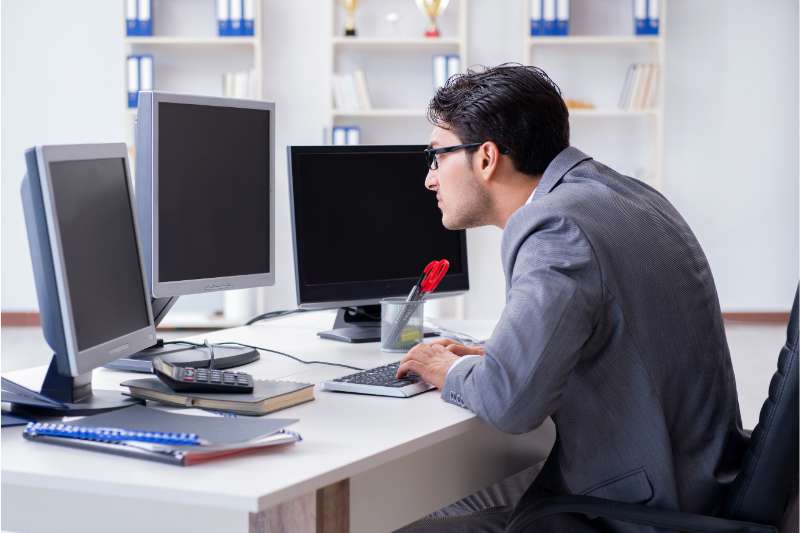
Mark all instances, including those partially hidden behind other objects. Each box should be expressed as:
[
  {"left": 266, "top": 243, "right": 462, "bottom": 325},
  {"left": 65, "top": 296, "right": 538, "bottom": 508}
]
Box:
[
  {"left": 127, "top": 55, "right": 140, "bottom": 108},
  {"left": 243, "top": 0, "right": 255, "bottom": 36},
  {"left": 230, "top": 0, "right": 243, "bottom": 36},
  {"left": 542, "top": 0, "right": 556, "bottom": 36},
  {"left": 137, "top": 0, "right": 152, "bottom": 36},
  {"left": 126, "top": 0, "right": 138, "bottom": 36},
  {"left": 530, "top": 0, "right": 543, "bottom": 36},
  {"left": 217, "top": 0, "right": 231, "bottom": 36},
  {"left": 556, "top": 0, "right": 569, "bottom": 36},
  {"left": 635, "top": 0, "right": 658, "bottom": 35},
  {"left": 647, "top": 0, "right": 660, "bottom": 35}
]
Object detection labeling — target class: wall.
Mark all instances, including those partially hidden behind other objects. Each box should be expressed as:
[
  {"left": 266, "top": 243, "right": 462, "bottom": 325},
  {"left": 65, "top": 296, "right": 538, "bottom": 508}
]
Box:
[{"left": 2, "top": 0, "right": 797, "bottom": 319}]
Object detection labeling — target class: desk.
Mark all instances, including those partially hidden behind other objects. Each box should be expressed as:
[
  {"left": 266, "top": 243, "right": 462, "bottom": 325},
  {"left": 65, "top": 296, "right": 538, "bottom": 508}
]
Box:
[{"left": 2, "top": 312, "right": 555, "bottom": 533}]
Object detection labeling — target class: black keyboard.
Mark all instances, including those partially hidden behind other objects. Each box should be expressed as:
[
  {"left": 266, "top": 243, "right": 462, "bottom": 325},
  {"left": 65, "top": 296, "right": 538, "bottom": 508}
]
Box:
[{"left": 322, "top": 362, "right": 435, "bottom": 398}]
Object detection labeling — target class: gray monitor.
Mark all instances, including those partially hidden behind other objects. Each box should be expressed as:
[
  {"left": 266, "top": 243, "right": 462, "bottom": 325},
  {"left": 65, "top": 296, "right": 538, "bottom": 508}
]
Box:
[
  {"left": 19, "top": 143, "right": 156, "bottom": 414},
  {"left": 108, "top": 91, "right": 275, "bottom": 372}
]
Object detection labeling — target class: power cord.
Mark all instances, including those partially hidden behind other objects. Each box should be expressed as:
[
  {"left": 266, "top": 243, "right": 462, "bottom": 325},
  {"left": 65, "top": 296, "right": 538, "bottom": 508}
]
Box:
[
  {"left": 245, "top": 308, "right": 309, "bottom": 326},
  {"left": 161, "top": 340, "right": 365, "bottom": 372}
]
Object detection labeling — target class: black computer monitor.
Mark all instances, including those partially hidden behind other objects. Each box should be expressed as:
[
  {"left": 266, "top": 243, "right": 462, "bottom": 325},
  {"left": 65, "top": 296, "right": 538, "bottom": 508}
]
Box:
[
  {"left": 288, "top": 145, "right": 469, "bottom": 342},
  {"left": 19, "top": 143, "right": 157, "bottom": 414},
  {"left": 108, "top": 91, "right": 275, "bottom": 372}
]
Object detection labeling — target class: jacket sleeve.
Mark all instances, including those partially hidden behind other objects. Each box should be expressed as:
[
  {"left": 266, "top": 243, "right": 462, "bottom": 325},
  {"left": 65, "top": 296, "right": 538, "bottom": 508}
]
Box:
[{"left": 441, "top": 215, "right": 603, "bottom": 434}]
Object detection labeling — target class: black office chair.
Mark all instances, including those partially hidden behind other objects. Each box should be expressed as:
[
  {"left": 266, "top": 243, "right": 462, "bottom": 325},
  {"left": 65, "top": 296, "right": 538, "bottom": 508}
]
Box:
[{"left": 507, "top": 288, "right": 799, "bottom": 533}]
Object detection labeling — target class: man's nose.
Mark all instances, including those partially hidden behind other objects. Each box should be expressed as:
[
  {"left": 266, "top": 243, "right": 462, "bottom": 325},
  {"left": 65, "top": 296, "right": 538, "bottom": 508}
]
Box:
[{"left": 425, "top": 172, "right": 437, "bottom": 191}]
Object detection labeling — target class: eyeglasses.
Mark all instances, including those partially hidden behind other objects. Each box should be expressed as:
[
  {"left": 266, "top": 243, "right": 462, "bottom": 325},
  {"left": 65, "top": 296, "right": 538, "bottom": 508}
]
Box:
[{"left": 424, "top": 142, "right": 509, "bottom": 171}]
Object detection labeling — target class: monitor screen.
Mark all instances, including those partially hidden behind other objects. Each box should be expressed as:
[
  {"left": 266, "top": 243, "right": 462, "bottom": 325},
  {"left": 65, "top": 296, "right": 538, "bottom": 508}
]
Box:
[
  {"left": 49, "top": 158, "right": 151, "bottom": 351},
  {"left": 290, "top": 146, "right": 468, "bottom": 305},
  {"left": 157, "top": 102, "right": 270, "bottom": 282}
]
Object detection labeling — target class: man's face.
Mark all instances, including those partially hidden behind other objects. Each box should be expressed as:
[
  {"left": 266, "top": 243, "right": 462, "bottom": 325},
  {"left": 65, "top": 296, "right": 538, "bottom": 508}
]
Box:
[{"left": 424, "top": 126, "right": 493, "bottom": 230}]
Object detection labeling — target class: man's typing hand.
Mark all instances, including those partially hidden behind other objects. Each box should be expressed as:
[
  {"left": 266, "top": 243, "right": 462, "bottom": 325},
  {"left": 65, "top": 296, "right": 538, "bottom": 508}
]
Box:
[
  {"left": 396, "top": 338, "right": 485, "bottom": 389},
  {"left": 429, "top": 337, "right": 486, "bottom": 357}
]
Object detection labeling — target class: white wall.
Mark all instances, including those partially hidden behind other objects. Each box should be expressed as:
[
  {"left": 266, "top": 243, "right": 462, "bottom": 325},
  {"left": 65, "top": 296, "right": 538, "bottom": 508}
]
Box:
[{"left": 2, "top": 0, "right": 797, "bottom": 318}]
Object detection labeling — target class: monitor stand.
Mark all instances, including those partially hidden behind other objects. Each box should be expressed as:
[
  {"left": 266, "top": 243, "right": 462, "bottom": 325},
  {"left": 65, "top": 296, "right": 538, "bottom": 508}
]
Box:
[
  {"left": 317, "top": 305, "right": 438, "bottom": 344},
  {"left": 103, "top": 296, "right": 260, "bottom": 373},
  {"left": 4, "top": 356, "right": 142, "bottom": 417}
]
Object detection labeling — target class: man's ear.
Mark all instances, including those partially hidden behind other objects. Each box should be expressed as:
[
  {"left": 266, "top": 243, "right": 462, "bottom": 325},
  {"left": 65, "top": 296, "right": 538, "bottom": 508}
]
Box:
[{"left": 474, "top": 142, "right": 501, "bottom": 183}]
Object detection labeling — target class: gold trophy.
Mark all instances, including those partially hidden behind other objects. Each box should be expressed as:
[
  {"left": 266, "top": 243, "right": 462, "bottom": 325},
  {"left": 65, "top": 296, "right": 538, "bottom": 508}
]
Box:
[
  {"left": 416, "top": 0, "right": 450, "bottom": 38},
  {"left": 342, "top": 0, "right": 359, "bottom": 37}
]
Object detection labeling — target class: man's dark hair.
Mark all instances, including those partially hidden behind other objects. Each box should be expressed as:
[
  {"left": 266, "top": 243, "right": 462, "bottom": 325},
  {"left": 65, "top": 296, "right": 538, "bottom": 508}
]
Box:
[{"left": 427, "top": 63, "right": 570, "bottom": 177}]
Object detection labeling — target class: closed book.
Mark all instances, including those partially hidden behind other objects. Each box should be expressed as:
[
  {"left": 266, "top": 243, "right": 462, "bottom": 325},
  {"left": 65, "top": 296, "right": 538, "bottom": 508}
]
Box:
[{"left": 122, "top": 378, "right": 315, "bottom": 416}]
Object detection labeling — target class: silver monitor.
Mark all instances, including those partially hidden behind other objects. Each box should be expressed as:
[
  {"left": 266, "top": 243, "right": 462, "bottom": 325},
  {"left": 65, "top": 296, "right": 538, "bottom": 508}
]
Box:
[
  {"left": 20, "top": 143, "right": 156, "bottom": 414},
  {"left": 108, "top": 91, "right": 275, "bottom": 372}
]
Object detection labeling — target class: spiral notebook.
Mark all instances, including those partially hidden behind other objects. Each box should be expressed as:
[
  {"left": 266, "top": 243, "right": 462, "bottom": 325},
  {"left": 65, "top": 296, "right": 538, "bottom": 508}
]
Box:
[{"left": 22, "top": 405, "right": 301, "bottom": 466}]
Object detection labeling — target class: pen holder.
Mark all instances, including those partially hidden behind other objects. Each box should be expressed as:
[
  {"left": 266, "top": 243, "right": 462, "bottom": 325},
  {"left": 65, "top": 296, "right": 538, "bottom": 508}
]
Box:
[{"left": 380, "top": 297, "right": 424, "bottom": 352}]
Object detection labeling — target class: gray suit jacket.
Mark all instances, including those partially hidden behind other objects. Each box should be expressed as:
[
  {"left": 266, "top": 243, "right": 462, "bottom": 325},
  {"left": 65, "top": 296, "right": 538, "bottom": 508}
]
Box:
[{"left": 442, "top": 146, "right": 748, "bottom": 531}]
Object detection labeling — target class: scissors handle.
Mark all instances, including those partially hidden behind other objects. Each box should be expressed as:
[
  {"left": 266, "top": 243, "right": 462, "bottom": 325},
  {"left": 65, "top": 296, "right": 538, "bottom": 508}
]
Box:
[{"left": 420, "top": 259, "right": 450, "bottom": 294}]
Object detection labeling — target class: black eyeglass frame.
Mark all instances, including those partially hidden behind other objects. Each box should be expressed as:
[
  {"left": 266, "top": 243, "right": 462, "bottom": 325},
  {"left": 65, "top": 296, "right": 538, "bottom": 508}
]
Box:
[{"left": 424, "top": 142, "right": 509, "bottom": 170}]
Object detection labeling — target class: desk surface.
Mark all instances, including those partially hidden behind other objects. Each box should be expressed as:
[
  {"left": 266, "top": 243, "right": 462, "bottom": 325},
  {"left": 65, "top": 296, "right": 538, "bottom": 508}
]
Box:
[{"left": 2, "top": 313, "right": 553, "bottom": 532}]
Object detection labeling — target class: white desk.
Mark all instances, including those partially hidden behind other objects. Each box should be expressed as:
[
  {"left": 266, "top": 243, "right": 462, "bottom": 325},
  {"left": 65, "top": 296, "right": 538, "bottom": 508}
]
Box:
[{"left": 2, "top": 313, "right": 555, "bottom": 533}]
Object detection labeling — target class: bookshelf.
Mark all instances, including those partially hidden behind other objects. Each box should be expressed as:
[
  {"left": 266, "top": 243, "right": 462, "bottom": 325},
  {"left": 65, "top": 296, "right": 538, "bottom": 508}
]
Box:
[
  {"left": 122, "top": 0, "right": 264, "bottom": 328},
  {"left": 522, "top": 0, "right": 667, "bottom": 189},
  {"left": 327, "top": 0, "right": 468, "bottom": 144}
]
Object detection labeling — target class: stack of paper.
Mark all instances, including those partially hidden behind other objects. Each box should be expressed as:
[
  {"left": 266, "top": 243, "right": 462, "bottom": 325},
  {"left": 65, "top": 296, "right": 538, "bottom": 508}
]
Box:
[{"left": 332, "top": 69, "right": 371, "bottom": 112}]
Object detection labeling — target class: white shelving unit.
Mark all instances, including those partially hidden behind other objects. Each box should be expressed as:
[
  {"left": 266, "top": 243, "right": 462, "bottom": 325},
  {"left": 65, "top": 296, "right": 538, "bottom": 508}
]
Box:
[
  {"left": 328, "top": 0, "right": 468, "bottom": 144},
  {"left": 522, "top": 0, "right": 667, "bottom": 189},
  {"left": 122, "top": 0, "right": 264, "bottom": 328}
]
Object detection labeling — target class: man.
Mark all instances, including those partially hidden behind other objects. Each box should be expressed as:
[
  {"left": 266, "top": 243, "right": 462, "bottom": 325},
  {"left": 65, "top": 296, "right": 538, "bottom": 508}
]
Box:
[{"left": 396, "top": 64, "right": 747, "bottom": 531}]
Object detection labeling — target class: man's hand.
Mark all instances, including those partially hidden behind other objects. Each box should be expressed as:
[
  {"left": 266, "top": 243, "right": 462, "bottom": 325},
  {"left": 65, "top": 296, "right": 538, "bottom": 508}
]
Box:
[
  {"left": 396, "top": 343, "right": 459, "bottom": 389},
  {"left": 429, "top": 337, "right": 486, "bottom": 357}
]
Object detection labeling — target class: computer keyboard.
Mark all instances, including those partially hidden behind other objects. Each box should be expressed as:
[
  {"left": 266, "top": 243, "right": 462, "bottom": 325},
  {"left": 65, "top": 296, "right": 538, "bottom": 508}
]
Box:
[{"left": 322, "top": 361, "right": 436, "bottom": 398}]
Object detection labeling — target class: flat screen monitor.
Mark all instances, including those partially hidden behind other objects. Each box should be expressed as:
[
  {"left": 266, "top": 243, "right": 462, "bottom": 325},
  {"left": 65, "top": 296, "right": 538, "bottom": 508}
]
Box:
[
  {"left": 288, "top": 145, "right": 469, "bottom": 341},
  {"left": 20, "top": 143, "right": 156, "bottom": 412},
  {"left": 135, "top": 91, "right": 275, "bottom": 300}
]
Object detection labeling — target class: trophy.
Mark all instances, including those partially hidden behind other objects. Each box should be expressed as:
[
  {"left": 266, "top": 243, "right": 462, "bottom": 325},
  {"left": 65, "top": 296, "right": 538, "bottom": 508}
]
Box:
[
  {"left": 342, "top": 0, "right": 359, "bottom": 37},
  {"left": 415, "top": 0, "right": 450, "bottom": 38}
]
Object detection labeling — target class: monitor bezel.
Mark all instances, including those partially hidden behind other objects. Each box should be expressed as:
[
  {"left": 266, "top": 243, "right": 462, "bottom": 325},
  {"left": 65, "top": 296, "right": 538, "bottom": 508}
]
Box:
[
  {"left": 287, "top": 144, "right": 470, "bottom": 310},
  {"left": 143, "top": 91, "right": 276, "bottom": 299},
  {"left": 34, "top": 143, "right": 156, "bottom": 376}
]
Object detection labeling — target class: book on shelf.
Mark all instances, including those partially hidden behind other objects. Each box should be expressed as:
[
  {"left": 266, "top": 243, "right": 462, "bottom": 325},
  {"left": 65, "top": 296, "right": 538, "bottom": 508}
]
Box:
[
  {"left": 332, "top": 70, "right": 371, "bottom": 112},
  {"left": 125, "top": 0, "right": 152, "bottom": 36},
  {"left": 618, "top": 63, "right": 660, "bottom": 111},
  {"left": 122, "top": 377, "right": 315, "bottom": 416},
  {"left": 634, "top": 0, "right": 659, "bottom": 36},
  {"left": 223, "top": 68, "right": 258, "bottom": 99},
  {"left": 217, "top": 0, "right": 256, "bottom": 37},
  {"left": 23, "top": 405, "right": 301, "bottom": 466},
  {"left": 530, "top": 0, "right": 569, "bottom": 36},
  {"left": 127, "top": 54, "right": 154, "bottom": 109}
]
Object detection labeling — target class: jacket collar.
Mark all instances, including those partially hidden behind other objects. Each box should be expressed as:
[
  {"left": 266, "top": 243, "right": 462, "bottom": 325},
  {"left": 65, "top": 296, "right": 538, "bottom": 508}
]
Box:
[{"left": 537, "top": 146, "right": 593, "bottom": 194}]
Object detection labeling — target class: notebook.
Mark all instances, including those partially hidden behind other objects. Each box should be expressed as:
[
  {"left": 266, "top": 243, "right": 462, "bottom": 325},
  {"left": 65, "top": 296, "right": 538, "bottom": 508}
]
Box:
[
  {"left": 22, "top": 405, "right": 300, "bottom": 466},
  {"left": 122, "top": 377, "right": 315, "bottom": 416}
]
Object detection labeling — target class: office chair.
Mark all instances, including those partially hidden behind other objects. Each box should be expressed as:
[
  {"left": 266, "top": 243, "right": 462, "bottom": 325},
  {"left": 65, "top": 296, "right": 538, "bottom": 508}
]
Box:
[{"left": 507, "top": 288, "right": 799, "bottom": 533}]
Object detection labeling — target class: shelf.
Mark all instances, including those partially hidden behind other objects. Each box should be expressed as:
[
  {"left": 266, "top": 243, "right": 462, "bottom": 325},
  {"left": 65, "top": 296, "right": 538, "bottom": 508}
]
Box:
[
  {"left": 528, "top": 36, "right": 662, "bottom": 46},
  {"left": 125, "top": 36, "right": 258, "bottom": 46},
  {"left": 332, "top": 37, "right": 461, "bottom": 50},
  {"left": 568, "top": 108, "right": 660, "bottom": 117},
  {"left": 332, "top": 108, "right": 427, "bottom": 118}
]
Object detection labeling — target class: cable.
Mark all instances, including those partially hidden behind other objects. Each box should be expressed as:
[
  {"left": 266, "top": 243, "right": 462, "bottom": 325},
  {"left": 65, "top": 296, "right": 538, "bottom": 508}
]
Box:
[
  {"left": 245, "top": 308, "right": 308, "bottom": 326},
  {"left": 161, "top": 340, "right": 365, "bottom": 372}
]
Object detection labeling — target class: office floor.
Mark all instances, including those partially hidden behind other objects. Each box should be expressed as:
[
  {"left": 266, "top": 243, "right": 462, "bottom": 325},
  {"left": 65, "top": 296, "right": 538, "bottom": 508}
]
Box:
[{"left": 0, "top": 322, "right": 787, "bottom": 430}]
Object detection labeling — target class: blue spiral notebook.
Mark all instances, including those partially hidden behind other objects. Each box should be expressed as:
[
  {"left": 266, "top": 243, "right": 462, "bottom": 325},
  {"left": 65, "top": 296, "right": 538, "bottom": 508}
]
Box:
[{"left": 22, "top": 405, "right": 300, "bottom": 466}]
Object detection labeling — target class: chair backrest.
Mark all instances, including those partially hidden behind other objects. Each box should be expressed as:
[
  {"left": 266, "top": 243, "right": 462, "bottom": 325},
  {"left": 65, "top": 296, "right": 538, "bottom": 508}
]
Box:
[{"left": 724, "top": 287, "right": 799, "bottom": 525}]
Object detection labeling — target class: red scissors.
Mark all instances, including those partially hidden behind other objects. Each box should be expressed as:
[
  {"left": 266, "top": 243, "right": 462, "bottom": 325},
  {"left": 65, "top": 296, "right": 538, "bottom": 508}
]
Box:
[{"left": 406, "top": 259, "right": 450, "bottom": 302}]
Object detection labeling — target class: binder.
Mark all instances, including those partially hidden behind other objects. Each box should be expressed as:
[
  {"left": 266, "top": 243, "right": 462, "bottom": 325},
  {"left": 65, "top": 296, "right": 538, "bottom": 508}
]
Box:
[
  {"left": 353, "top": 69, "right": 372, "bottom": 111},
  {"left": 346, "top": 127, "right": 361, "bottom": 146},
  {"left": 432, "top": 55, "right": 448, "bottom": 91},
  {"left": 542, "top": 0, "right": 556, "bottom": 36},
  {"left": 127, "top": 55, "right": 140, "bottom": 108},
  {"left": 217, "top": 0, "right": 230, "bottom": 36},
  {"left": 139, "top": 55, "right": 154, "bottom": 93},
  {"left": 647, "top": 0, "right": 660, "bottom": 35},
  {"left": 446, "top": 55, "right": 460, "bottom": 80},
  {"left": 230, "top": 0, "right": 243, "bottom": 36},
  {"left": 530, "top": 0, "right": 543, "bottom": 36},
  {"left": 137, "top": 0, "right": 152, "bottom": 36},
  {"left": 556, "top": 0, "right": 569, "bottom": 36},
  {"left": 125, "top": 0, "right": 138, "bottom": 36},
  {"left": 332, "top": 126, "right": 347, "bottom": 146},
  {"left": 243, "top": 0, "right": 255, "bottom": 36},
  {"left": 634, "top": 0, "right": 647, "bottom": 35}
]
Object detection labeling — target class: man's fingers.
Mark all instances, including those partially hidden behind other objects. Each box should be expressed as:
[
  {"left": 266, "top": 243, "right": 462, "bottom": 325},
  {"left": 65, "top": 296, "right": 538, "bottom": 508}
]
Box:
[
  {"left": 397, "top": 359, "right": 422, "bottom": 378},
  {"left": 448, "top": 345, "right": 484, "bottom": 356},
  {"left": 429, "top": 338, "right": 459, "bottom": 347}
]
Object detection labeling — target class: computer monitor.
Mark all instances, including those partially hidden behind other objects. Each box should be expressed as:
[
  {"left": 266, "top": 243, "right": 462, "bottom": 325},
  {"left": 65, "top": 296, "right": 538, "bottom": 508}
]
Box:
[
  {"left": 110, "top": 91, "right": 275, "bottom": 372},
  {"left": 19, "top": 143, "right": 157, "bottom": 414},
  {"left": 288, "top": 145, "right": 469, "bottom": 342}
]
